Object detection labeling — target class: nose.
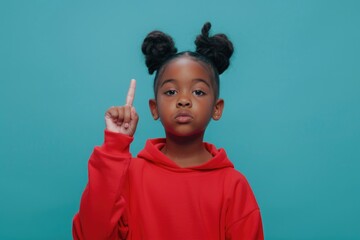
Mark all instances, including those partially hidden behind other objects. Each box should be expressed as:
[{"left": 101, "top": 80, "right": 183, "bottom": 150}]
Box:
[{"left": 176, "top": 94, "right": 192, "bottom": 108}]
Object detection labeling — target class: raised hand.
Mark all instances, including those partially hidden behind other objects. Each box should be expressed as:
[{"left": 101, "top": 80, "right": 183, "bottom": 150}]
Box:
[{"left": 105, "top": 79, "right": 139, "bottom": 136}]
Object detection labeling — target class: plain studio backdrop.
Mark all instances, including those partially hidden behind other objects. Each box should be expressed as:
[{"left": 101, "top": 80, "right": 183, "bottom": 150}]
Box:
[{"left": 0, "top": 1, "right": 359, "bottom": 239}]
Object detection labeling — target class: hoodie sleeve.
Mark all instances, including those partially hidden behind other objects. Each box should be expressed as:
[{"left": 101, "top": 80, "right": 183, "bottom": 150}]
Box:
[
  {"left": 72, "top": 130, "right": 133, "bottom": 240},
  {"left": 225, "top": 173, "right": 264, "bottom": 240},
  {"left": 226, "top": 209, "right": 264, "bottom": 239}
]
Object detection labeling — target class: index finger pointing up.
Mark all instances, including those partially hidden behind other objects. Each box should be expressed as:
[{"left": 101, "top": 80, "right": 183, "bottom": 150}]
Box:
[{"left": 126, "top": 79, "right": 136, "bottom": 106}]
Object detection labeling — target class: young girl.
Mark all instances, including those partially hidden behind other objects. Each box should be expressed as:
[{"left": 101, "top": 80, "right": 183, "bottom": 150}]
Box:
[{"left": 73, "top": 22, "right": 263, "bottom": 240}]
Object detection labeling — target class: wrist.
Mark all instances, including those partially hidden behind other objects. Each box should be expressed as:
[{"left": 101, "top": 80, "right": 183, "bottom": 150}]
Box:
[{"left": 102, "top": 129, "right": 134, "bottom": 154}]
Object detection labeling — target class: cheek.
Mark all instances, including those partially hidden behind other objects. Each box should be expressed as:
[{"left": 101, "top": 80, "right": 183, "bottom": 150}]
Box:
[{"left": 157, "top": 98, "right": 173, "bottom": 116}]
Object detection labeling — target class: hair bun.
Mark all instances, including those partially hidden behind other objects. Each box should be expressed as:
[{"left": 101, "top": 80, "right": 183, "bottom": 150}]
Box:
[
  {"left": 195, "top": 22, "right": 234, "bottom": 74},
  {"left": 142, "top": 31, "right": 178, "bottom": 74}
]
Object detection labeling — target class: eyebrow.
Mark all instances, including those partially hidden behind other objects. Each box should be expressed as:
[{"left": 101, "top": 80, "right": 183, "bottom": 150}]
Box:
[
  {"left": 192, "top": 78, "right": 211, "bottom": 87},
  {"left": 160, "top": 79, "right": 176, "bottom": 88},
  {"left": 160, "top": 78, "right": 211, "bottom": 88}
]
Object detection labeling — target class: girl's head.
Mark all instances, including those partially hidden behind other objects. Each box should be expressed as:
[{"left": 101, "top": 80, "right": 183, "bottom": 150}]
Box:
[
  {"left": 142, "top": 22, "right": 234, "bottom": 99},
  {"left": 142, "top": 22, "right": 234, "bottom": 137}
]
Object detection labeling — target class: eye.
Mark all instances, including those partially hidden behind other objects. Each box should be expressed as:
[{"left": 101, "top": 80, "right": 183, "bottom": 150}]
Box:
[
  {"left": 193, "top": 90, "right": 206, "bottom": 96},
  {"left": 164, "top": 90, "right": 177, "bottom": 96}
]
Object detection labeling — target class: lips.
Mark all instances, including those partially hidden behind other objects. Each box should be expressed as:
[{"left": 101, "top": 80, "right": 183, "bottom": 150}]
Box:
[{"left": 175, "top": 111, "right": 193, "bottom": 123}]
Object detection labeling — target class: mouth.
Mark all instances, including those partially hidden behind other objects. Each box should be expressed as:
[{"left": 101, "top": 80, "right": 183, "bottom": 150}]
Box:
[{"left": 175, "top": 111, "right": 193, "bottom": 123}]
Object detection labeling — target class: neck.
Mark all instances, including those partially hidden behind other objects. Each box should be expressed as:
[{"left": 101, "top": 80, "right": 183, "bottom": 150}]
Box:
[{"left": 162, "top": 131, "right": 212, "bottom": 168}]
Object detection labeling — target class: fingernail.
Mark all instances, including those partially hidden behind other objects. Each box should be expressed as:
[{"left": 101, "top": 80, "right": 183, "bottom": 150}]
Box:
[{"left": 124, "top": 123, "right": 129, "bottom": 129}]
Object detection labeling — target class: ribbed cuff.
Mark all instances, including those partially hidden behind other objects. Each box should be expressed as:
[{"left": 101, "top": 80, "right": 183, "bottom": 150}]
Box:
[{"left": 102, "top": 130, "right": 134, "bottom": 154}]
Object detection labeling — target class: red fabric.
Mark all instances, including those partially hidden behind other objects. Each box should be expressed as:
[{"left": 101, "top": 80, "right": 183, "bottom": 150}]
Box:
[{"left": 73, "top": 130, "right": 264, "bottom": 240}]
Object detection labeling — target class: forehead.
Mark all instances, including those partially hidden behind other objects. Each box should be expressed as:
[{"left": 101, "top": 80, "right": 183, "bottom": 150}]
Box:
[{"left": 158, "top": 56, "right": 213, "bottom": 84}]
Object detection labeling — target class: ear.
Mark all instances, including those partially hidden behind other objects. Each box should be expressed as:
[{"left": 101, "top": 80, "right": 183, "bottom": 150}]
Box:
[
  {"left": 212, "top": 98, "right": 224, "bottom": 121},
  {"left": 149, "top": 99, "right": 159, "bottom": 120}
]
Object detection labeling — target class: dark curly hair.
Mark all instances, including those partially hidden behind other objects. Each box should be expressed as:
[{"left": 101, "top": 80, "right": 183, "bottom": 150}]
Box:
[{"left": 142, "top": 22, "right": 234, "bottom": 99}]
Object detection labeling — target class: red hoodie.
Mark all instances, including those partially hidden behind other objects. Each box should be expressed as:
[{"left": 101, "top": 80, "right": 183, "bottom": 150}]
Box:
[{"left": 73, "top": 130, "right": 264, "bottom": 240}]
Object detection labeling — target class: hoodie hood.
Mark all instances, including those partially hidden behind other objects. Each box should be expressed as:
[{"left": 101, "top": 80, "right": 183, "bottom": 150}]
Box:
[{"left": 137, "top": 138, "right": 234, "bottom": 173}]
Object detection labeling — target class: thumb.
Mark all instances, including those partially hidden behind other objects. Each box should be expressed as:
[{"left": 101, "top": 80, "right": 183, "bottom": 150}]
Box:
[
  {"left": 130, "top": 107, "right": 139, "bottom": 125},
  {"left": 125, "top": 106, "right": 139, "bottom": 137}
]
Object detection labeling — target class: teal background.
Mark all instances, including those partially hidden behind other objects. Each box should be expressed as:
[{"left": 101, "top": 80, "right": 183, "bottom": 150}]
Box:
[{"left": 0, "top": 0, "right": 359, "bottom": 239}]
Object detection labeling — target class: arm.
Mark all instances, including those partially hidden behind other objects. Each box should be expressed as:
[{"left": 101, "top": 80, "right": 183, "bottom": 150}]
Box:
[
  {"left": 73, "top": 79, "right": 138, "bottom": 240},
  {"left": 225, "top": 173, "right": 264, "bottom": 240},
  {"left": 72, "top": 131, "right": 133, "bottom": 240},
  {"left": 225, "top": 209, "right": 264, "bottom": 240}
]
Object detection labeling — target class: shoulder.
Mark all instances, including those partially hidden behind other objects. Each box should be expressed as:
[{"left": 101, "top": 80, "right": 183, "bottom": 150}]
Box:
[
  {"left": 222, "top": 168, "right": 260, "bottom": 224},
  {"left": 222, "top": 167, "right": 251, "bottom": 186},
  {"left": 222, "top": 167, "right": 258, "bottom": 202},
  {"left": 129, "top": 156, "right": 148, "bottom": 169}
]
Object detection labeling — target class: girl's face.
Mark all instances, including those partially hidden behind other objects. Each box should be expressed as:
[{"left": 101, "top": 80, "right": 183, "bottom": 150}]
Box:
[{"left": 149, "top": 56, "right": 224, "bottom": 137}]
